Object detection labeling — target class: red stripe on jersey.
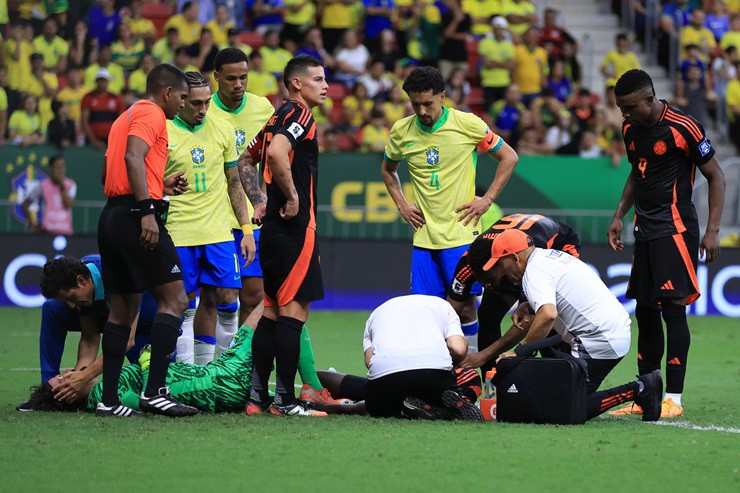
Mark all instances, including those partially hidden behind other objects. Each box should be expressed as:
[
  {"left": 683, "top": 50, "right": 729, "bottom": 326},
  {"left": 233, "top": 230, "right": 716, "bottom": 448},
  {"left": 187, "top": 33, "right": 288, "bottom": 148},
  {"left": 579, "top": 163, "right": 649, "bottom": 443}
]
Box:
[
  {"left": 622, "top": 123, "right": 631, "bottom": 137},
  {"left": 672, "top": 233, "right": 701, "bottom": 305},
  {"left": 659, "top": 103, "right": 668, "bottom": 122},
  {"left": 671, "top": 181, "right": 687, "bottom": 235},
  {"left": 669, "top": 126, "right": 689, "bottom": 156},
  {"left": 282, "top": 108, "right": 296, "bottom": 124},
  {"left": 546, "top": 234, "right": 557, "bottom": 249},
  {"left": 299, "top": 107, "right": 311, "bottom": 126},
  {"left": 666, "top": 112, "right": 702, "bottom": 142}
]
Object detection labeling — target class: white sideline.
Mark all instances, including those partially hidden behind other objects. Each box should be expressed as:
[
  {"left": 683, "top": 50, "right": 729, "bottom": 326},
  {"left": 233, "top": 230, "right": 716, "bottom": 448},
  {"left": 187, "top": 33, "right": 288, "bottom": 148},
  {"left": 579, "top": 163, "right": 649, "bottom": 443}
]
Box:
[{"left": 650, "top": 421, "right": 740, "bottom": 434}]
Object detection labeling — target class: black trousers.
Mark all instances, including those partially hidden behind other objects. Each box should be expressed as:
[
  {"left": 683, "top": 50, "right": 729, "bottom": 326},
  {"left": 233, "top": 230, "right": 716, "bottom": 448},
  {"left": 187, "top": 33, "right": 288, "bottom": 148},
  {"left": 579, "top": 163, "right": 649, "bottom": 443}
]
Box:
[{"left": 364, "top": 369, "right": 457, "bottom": 418}]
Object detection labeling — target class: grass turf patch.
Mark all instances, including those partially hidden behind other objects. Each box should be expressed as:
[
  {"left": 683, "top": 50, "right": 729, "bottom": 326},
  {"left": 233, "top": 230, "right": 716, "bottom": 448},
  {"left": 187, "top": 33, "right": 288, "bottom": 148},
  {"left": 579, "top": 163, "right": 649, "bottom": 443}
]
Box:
[{"left": 0, "top": 308, "right": 737, "bottom": 492}]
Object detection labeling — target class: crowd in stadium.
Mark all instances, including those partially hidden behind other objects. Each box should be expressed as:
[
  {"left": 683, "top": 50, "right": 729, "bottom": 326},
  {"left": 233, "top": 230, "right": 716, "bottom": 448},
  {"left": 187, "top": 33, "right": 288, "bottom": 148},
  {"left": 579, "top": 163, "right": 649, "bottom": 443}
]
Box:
[{"left": 0, "top": 0, "right": 737, "bottom": 158}]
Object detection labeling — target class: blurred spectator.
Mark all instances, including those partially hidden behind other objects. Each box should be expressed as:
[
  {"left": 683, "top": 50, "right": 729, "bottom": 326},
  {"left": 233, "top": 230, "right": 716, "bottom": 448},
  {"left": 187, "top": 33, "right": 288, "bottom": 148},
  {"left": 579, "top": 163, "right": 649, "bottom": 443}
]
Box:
[
  {"left": 342, "top": 81, "right": 373, "bottom": 129},
  {"left": 479, "top": 16, "right": 515, "bottom": 111},
  {"left": 120, "top": 88, "right": 136, "bottom": 109},
  {"left": 84, "top": 44, "right": 125, "bottom": 95},
  {"left": 547, "top": 58, "right": 573, "bottom": 103},
  {"left": 261, "top": 30, "right": 293, "bottom": 78},
  {"left": 128, "top": 53, "right": 156, "bottom": 98},
  {"left": 539, "top": 8, "right": 577, "bottom": 57},
  {"left": 16, "top": 0, "right": 45, "bottom": 36},
  {"left": 47, "top": 100, "right": 76, "bottom": 149},
  {"left": 4, "top": 20, "right": 33, "bottom": 92},
  {"left": 571, "top": 88, "right": 597, "bottom": 134},
  {"left": 720, "top": 14, "right": 740, "bottom": 51},
  {"left": 513, "top": 26, "right": 548, "bottom": 107},
  {"left": 8, "top": 94, "right": 46, "bottom": 146},
  {"left": 358, "top": 59, "right": 393, "bottom": 99},
  {"left": 225, "top": 28, "right": 253, "bottom": 56},
  {"left": 489, "top": 83, "right": 525, "bottom": 142},
  {"left": 530, "top": 87, "right": 562, "bottom": 131},
  {"left": 679, "top": 44, "right": 709, "bottom": 82},
  {"left": 727, "top": 62, "right": 740, "bottom": 151},
  {"left": 22, "top": 156, "right": 76, "bottom": 235},
  {"left": 599, "top": 85, "right": 623, "bottom": 130},
  {"left": 658, "top": 0, "right": 693, "bottom": 70},
  {"left": 322, "top": 126, "right": 340, "bottom": 151},
  {"left": 438, "top": 0, "right": 471, "bottom": 80},
  {"left": 207, "top": 4, "right": 233, "bottom": 47},
  {"left": 282, "top": 0, "right": 317, "bottom": 46},
  {"left": 545, "top": 109, "right": 575, "bottom": 151},
  {"left": 705, "top": 0, "right": 730, "bottom": 43},
  {"left": 712, "top": 46, "right": 738, "bottom": 101},
  {"left": 124, "top": 0, "right": 157, "bottom": 45},
  {"left": 594, "top": 109, "right": 624, "bottom": 167},
  {"left": 247, "top": 51, "right": 280, "bottom": 97},
  {"left": 252, "top": 0, "right": 286, "bottom": 36},
  {"left": 334, "top": 29, "right": 370, "bottom": 86},
  {"left": 0, "top": 66, "right": 7, "bottom": 145},
  {"left": 296, "top": 27, "right": 336, "bottom": 71},
  {"left": 88, "top": 0, "right": 122, "bottom": 47},
  {"left": 517, "top": 126, "right": 550, "bottom": 155},
  {"left": 174, "top": 46, "right": 200, "bottom": 74},
  {"left": 502, "top": 0, "right": 537, "bottom": 41},
  {"left": 81, "top": 69, "right": 125, "bottom": 150},
  {"left": 152, "top": 27, "right": 181, "bottom": 65},
  {"left": 320, "top": 0, "right": 355, "bottom": 53},
  {"left": 312, "top": 95, "right": 334, "bottom": 136},
  {"left": 187, "top": 28, "right": 219, "bottom": 73},
  {"left": 32, "top": 17, "right": 68, "bottom": 74},
  {"left": 578, "top": 130, "right": 602, "bottom": 158},
  {"left": 382, "top": 84, "right": 409, "bottom": 126},
  {"left": 358, "top": 107, "right": 390, "bottom": 152},
  {"left": 674, "top": 65, "right": 715, "bottom": 123},
  {"left": 560, "top": 41, "right": 582, "bottom": 92},
  {"left": 462, "top": 0, "right": 500, "bottom": 38},
  {"left": 392, "top": 57, "right": 418, "bottom": 99},
  {"left": 177, "top": 0, "right": 215, "bottom": 25},
  {"left": 405, "top": 0, "right": 442, "bottom": 64},
  {"left": 600, "top": 33, "right": 641, "bottom": 88},
  {"left": 68, "top": 20, "right": 97, "bottom": 70},
  {"left": 444, "top": 67, "right": 470, "bottom": 110},
  {"left": 56, "top": 69, "right": 86, "bottom": 125},
  {"left": 28, "top": 53, "right": 59, "bottom": 127},
  {"left": 680, "top": 8, "right": 716, "bottom": 62},
  {"left": 164, "top": 1, "right": 202, "bottom": 46},
  {"left": 111, "top": 23, "right": 145, "bottom": 72},
  {"left": 372, "top": 29, "right": 401, "bottom": 72},
  {"left": 364, "top": 0, "right": 394, "bottom": 52}
]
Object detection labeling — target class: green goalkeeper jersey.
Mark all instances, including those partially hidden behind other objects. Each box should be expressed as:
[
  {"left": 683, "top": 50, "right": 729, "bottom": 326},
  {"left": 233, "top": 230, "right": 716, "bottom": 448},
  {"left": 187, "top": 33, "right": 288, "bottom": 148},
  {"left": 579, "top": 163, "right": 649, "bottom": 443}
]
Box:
[{"left": 88, "top": 326, "right": 254, "bottom": 412}]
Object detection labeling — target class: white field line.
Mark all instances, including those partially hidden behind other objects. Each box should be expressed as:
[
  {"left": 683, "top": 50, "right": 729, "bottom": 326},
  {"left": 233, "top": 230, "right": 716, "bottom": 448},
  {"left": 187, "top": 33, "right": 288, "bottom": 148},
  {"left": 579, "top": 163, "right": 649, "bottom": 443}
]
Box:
[{"left": 650, "top": 420, "right": 740, "bottom": 434}]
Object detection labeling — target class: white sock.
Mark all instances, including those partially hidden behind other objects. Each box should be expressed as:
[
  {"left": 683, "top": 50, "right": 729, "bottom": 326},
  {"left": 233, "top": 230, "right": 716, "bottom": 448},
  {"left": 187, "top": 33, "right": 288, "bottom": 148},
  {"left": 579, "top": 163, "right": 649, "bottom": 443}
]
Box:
[
  {"left": 176, "top": 305, "right": 196, "bottom": 364},
  {"left": 215, "top": 303, "right": 239, "bottom": 358},
  {"left": 665, "top": 392, "right": 682, "bottom": 406},
  {"left": 465, "top": 333, "right": 478, "bottom": 354},
  {"left": 194, "top": 335, "right": 216, "bottom": 365}
]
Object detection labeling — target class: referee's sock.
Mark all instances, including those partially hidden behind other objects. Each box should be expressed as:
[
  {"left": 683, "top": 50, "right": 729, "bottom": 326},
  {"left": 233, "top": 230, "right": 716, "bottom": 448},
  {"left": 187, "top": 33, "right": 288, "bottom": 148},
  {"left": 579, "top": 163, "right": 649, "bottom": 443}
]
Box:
[
  {"left": 176, "top": 300, "right": 196, "bottom": 364},
  {"left": 297, "top": 324, "right": 323, "bottom": 390},
  {"left": 101, "top": 322, "right": 132, "bottom": 406},
  {"left": 661, "top": 303, "right": 690, "bottom": 395},
  {"left": 635, "top": 304, "right": 664, "bottom": 376},
  {"left": 250, "top": 316, "right": 277, "bottom": 403},
  {"left": 144, "top": 313, "right": 181, "bottom": 397},
  {"left": 274, "top": 316, "right": 303, "bottom": 405},
  {"left": 215, "top": 301, "right": 239, "bottom": 359}
]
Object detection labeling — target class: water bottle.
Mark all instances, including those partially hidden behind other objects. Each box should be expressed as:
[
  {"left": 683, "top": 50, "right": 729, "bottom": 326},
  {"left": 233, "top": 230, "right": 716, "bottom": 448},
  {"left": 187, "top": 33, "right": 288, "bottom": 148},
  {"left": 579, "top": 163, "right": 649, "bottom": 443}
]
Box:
[{"left": 480, "top": 369, "right": 497, "bottom": 421}]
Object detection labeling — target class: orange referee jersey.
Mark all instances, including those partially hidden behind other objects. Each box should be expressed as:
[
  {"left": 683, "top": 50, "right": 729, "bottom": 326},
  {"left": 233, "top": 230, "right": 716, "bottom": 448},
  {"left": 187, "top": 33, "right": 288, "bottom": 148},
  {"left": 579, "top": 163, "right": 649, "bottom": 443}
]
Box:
[{"left": 104, "top": 100, "right": 169, "bottom": 200}]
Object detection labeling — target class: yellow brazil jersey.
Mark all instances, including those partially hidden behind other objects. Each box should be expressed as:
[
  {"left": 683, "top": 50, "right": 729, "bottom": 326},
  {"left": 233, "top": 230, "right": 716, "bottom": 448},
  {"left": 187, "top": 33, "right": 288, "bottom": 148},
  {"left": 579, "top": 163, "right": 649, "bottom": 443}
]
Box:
[
  {"left": 680, "top": 26, "right": 717, "bottom": 61},
  {"left": 247, "top": 71, "right": 279, "bottom": 97},
  {"left": 4, "top": 39, "right": 33, "bottom": 91},
  {"left": 205, "top": 20, "right": 233, "bottom": 46},
  {"left": 601, "top": 50, "right": 641, "bottom": 87},
  {"left": 382, "top": 101, "right": 406, "bottom": 127},
  {"left": 360, "top": 124, "right": 390, "bottom": 152},
  {"left": 721, "top": 31, "right": 740, "bottom": 51},
  {"left": 163, "top": 15, "right": 202, "bottom": 45},
  {"left": 111, "top": 38, "right": 146, "bottom": 71},
  {"left": 26, "top": 72, "right": 58, "bottom": 126},
  {"left": 56, "top": 85, "right": 87, "bottom": 122},
  {"left": 479, "top": 37, "right": 515, "bottom": 88},
  {"left": 9, "top": 110, "right": 44, "bottom": 136},
  {"left": 513, "top": 44, "right": 548, "bottom": 95},
  {"left": 84, "top": 63, "right": 125, "bottom": 94},
  {"left": 165, "top": 114, "right": 239, "bottom": 247},
  {"left": 320, "top": 2, "right": 352, "bottom": 29},
  {"left": 152, "top": 38, "right": 175, "bottom": 64},
  {"left": 0, "top": 87, "right": 6, "bottom": 111},
  {"left": 261, "top": 47, "right": 293, "bottom": 74},
  {"left": 342, "top": 95, "right": 373, "bottom": 127},
  {"left": 285, "top": 0, "right": 316, "bottom": 25},
  {"left": 32, "top": 35, "right": 68, "bottom": 69},
  {"left": 208, "top": 91, "right": 275, "bottom": 229},
  {"left": 125, "top": 17, "right": 156, "bottom": 39},
  {"left": 312, "top": 96, "right": 333, "bottom": 123},
  {"left": 384, "top": 106, "right": 503, "bottom": 249},
  {"left": 128, "top": 69, "right": 147, "bottom": 96},
  {"left": 463, "top": 0, "right": 501, "bottom": 36},
  {"left": 726, "top": 79, "right": 740, "bottom": 123},
  {"left": 501, "top": 0, "right": 536, "bottom": 36}
]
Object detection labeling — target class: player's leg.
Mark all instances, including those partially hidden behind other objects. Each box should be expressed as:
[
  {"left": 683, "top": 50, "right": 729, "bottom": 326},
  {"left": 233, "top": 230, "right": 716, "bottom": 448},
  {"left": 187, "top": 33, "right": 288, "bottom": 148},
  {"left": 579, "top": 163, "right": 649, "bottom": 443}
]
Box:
[
  {"left": 272, "top": 300, "right": 310, "bottom": 408},
  {"left": 410, "top": 247, "right": 446, "bottom": 297},
  {"left": 39, "top": 299, "right": 79, "bottom": 383},
  {"left": 127, "top": 292, "right": 156, "bottom": 363},
  {"left": 194, "top": 286, "right": 218, "bottom": 364},
  {"left": 100, "top": 292, "right": 142, "bottom": 407},
  {"left": 215, "top": 288, "right": 239, "bottom": 358},
  {"left": 237, "top": 228, "right": 264, "bottom": 327},
  {"left": 442, "top": 245, "right": 482, "bottom": 350},
  {"left": 175, "top": 246, "right": 200, "bottom": 365},
  {"left": 586, "top": 358, "right": 662, "bottom": 422}
]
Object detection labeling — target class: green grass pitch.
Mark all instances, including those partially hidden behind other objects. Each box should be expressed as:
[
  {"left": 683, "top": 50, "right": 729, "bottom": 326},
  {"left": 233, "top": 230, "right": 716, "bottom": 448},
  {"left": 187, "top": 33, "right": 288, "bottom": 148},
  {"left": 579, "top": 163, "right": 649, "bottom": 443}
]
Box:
[{"left": 0, "top": 308, "right": 737, "bottom": 492}]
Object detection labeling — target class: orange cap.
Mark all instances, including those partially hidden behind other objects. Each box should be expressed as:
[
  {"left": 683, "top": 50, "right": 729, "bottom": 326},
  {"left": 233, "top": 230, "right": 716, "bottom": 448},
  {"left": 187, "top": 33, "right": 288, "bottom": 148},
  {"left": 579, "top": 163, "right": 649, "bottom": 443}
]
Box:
[{"left": 482, "top": 229, "right": 532, "bottom": 271}]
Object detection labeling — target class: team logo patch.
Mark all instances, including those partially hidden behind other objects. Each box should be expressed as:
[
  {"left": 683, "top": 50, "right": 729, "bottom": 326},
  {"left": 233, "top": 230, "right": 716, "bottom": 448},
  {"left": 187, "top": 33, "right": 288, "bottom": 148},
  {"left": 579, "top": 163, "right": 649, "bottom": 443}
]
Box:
[
  {"left": 191, "top": 147, "right": 205, "bottom": 164},
  {"left": 287, "top": 122, "right": 305, "bottom": 139},
  {"left": 699, "top": 139, "right": 712, "bottom": 157},
  {"left": 653, "top": 140, "right": 667, "bottom": 155},
  {"left": 628, "top": 141, "right": 636, "bottom": 151},
  {"left": 426, "top": 146, "right": 439, "bottom": 165},
  {"left": 235, "top": 130, "right": 246, "bottom": 147}
]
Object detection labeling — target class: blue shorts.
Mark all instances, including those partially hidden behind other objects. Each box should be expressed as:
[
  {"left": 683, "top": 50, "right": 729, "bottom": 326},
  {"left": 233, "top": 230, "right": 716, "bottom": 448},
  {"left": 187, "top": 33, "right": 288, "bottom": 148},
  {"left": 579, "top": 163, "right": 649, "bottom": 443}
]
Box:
[
  {"left": 411, "top": 245, "right": 482, "bottom": 299},
  {"left": 234, "top": 228, "right": 262, "bottom": 277},
  {"left": 177, "top": 241, "right": 242, "bottom": 294}
]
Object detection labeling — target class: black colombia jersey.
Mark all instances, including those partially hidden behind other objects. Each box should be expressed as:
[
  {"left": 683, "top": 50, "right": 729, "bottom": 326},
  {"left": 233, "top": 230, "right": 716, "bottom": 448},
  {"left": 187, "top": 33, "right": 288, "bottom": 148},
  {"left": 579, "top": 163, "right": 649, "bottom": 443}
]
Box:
[
  {"left": 247, "top": 99, "right": 319, "bottom": 235},
  {"left": 622, "top": 102, "right": 714, "bottom": 241}
]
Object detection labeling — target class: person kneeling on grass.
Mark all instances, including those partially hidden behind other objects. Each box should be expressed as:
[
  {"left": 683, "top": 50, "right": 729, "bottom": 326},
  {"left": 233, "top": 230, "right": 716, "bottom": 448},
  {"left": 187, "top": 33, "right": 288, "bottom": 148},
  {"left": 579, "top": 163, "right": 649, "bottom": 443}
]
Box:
[
  {"left": 466, "top": 229, "right": 664, "bottom": 422},
  {"left": 21, "top": 303, "right": 358, "bottom": 415}
]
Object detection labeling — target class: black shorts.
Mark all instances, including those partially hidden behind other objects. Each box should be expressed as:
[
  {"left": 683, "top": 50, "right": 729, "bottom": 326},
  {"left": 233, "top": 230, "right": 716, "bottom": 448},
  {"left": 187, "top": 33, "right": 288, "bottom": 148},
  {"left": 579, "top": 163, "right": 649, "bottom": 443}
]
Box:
[
  {"left": 97, "top": 195, "right": 183, "bottom": 294},
  {"left": 364, "top": 369, "right": 457, "bottom": 418},
  {"left": 626, "top": 231, "right": 700, "bottom": 304},
  {"left": 260, "top": 227, "right": 324, "bottom": 307}
]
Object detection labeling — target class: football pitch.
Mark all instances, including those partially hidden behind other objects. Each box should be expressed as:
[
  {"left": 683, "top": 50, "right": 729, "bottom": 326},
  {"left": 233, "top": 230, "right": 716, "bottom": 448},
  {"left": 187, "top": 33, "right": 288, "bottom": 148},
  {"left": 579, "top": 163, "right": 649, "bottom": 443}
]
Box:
[{"left": 0, "top": 308, "right": 737, "bottom": 492}]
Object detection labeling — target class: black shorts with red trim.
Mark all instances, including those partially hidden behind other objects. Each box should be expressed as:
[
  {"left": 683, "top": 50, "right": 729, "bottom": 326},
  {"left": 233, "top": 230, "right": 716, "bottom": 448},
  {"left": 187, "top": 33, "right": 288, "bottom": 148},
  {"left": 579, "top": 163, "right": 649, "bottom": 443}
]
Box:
[
  {"left": 260, "top": 228, "right": 324, "bottom": 307},
  {"left": 626, "top": 231, "right": 700, "bottom": 305}
]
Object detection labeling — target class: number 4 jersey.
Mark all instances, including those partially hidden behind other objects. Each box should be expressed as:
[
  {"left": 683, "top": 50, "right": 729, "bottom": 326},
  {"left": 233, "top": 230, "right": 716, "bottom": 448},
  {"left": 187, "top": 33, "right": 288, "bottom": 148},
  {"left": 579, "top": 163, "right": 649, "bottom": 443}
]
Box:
[{"left": 623, "top": 102, "right": 715, "bottom": 242}]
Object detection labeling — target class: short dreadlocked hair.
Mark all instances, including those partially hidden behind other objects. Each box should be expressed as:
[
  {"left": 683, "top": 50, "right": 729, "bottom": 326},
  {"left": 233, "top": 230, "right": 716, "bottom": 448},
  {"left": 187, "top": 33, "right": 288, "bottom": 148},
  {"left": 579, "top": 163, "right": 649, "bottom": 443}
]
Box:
[
  {"left": 184, "top": 71, "right": 209, "bottom": 88},
  {"left": 466, "top": 235, "right": 496, "bottom": 277},
  {"left": 614, "top": 69, "right": 655, "bottom": 97},
  {"left": 39, "top": 257, "right": 89, "bottom": 299},
  {"left": 402, "top": 66, "right": 446, "bottom": 95}
]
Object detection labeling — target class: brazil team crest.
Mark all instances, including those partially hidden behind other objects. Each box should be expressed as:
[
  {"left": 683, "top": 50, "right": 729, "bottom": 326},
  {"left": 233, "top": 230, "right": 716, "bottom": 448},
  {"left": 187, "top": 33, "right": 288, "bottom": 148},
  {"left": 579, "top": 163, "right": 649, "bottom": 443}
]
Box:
[
  {"left": 426, "top": 146, "right": 439, "bottom": 165},
  {"left": 191, "top": 147, "right": 205, "bottom": 164},
  {"left": 235, "top": 130, "right": 246, "bottom": 147}
]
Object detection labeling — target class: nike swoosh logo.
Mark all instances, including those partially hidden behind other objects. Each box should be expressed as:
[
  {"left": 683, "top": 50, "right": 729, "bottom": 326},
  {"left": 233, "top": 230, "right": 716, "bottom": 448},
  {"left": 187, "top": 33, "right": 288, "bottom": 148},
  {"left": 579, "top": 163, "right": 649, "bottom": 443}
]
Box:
[{"left": 406, "top": 142, "right": 416, "bottom": 147}]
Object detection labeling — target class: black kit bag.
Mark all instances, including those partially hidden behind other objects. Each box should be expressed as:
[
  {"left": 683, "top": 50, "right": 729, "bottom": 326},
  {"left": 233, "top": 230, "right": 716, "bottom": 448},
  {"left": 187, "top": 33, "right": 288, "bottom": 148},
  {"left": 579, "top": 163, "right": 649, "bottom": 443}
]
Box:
[{"left": 494, "top": 334, "right": 590, "bottom": 425}]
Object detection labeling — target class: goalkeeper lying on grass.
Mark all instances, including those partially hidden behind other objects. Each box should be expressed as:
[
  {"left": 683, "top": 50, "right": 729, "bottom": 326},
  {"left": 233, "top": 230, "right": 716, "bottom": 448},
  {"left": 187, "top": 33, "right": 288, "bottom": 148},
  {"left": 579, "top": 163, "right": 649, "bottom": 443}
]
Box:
[{"left": 22, "top": 304, "right": 361, "bottom": 415}]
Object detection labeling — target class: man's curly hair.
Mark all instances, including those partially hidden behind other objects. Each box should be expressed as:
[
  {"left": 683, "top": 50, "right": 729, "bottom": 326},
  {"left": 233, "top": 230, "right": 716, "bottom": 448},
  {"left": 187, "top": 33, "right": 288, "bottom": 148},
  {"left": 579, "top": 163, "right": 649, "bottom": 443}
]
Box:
[
  {"left": 39, "top": 257, "right": 90, "bottom": 299},
  {"left": 24, "top": 383, "right": 87, "bottom": 412},
  {"left": 402, "top": 66, "right": 446, "bottom": 95}
]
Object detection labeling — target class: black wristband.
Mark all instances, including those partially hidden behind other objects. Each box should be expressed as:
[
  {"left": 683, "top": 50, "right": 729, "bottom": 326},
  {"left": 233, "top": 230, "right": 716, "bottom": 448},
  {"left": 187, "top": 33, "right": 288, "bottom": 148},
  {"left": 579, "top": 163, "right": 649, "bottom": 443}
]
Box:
[{"left": 131, "top": 199, "right": 155, "bottom": 218}]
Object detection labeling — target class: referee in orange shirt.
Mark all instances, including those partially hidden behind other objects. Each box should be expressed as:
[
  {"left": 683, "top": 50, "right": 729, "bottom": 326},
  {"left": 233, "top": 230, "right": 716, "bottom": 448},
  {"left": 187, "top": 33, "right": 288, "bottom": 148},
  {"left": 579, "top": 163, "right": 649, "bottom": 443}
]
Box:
[{"left": 96, "top": 64, "right": 198, "bottom": 417}]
